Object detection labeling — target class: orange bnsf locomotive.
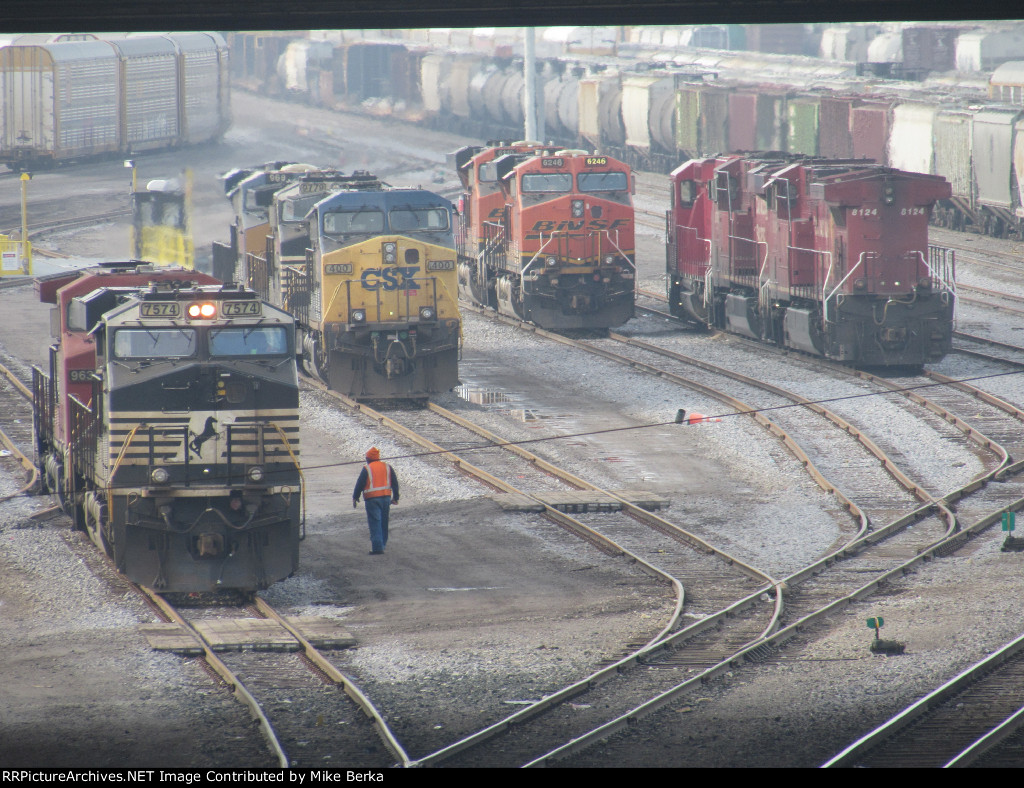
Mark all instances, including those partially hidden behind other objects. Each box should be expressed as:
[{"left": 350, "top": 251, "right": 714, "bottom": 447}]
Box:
[
  {"left": 33, "top": 263, "right": 303, "bottom": 593},
  {"left": 452, "top": 142, "right": 636, "bottom": 330},
  {"left": 667, "top": 153, "right": 956, "bottom": 367}
]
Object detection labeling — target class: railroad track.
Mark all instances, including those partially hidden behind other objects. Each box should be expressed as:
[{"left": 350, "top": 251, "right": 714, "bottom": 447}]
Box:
[
  {"left": 304, "top": 376, "right": 792, "bottom": 764},
  {"left": 0, "top": 355, "right": 406, "bottom": 769},
  {"left": 1, "top": 209, "right": 130, "bottom": 240},
  {"left": 823, "top": 631, "right": 1024, "bottom": 767},
  {"left": 440, "top": 299, "right": 1024, "bottom": 766},
  {"left": 0, "top": 359, "right": 39, "bottom": 500},
  {"left": 139, "top": 589, "right": 408, "bottom": 768}
]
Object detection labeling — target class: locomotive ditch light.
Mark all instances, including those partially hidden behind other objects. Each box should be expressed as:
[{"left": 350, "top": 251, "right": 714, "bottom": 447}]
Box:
[
  {"left": 546, "top": 256, "right": 557, "bottom": 267},
  {"left": 604, "top": 255, "right": 615, "bottom": 265},
  {"left": 150, "top": 467, "right": 170, "bottom": 484},
  {"left": 572, "top": 200, "right": 584, "bottom": 218},
  {"left": 853, "top": 279, "right": 867, "bottom": 291},
  {"left": 246, "top": 466, "right": 265, "bottom": 483},
  {"left": 351, "top": 309, "right": 366, "bottom": 323},
  {"left": 187, "top": 301, "right": 217, "bottom": 319},
  {"left": 917, "top": 277, "right": 933, "bottom": 290},
  {"left": 419, "top": 306, "right": 435, "bottom": 320}
]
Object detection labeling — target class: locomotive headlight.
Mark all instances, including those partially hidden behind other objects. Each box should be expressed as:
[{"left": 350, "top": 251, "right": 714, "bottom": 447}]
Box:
[
  {"left": 546, "top": 256, "right": 557, "bottom": 267},
  {"left": 419, "top": 306, "right": 435, "bottom": 320},
  {"left": 351, "top": 309, "right": 366, "bottom": 323},
  {"left": 572, "top": 200, "right": 584, "bottom": 218},
  {"left": 383, "top": 242, "right": 397, "bottom": 264},
  {"left": 883, "top": 184, "right": 896, "bottom": 205},
  {"left": 150, "top": 467, "right": 170, "bottom": 485},
  {"left": 187, "top": 302, "right": 217, "bottom": 319},
  {"left": 246, "top": 466, "right": 265, "bottom": 483}
]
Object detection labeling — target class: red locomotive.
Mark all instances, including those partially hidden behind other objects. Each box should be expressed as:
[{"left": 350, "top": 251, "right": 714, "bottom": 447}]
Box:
[
  {"left": 667, "top": 153, "right": 956, "bottom": 366},
  {"left": 452, "top": 141, "right": 636, "bottom": 330}
]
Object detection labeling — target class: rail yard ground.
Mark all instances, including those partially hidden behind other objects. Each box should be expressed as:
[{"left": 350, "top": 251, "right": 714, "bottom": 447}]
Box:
[{"left": 2, "top": 90, "right": 1024, "bottom": 769}]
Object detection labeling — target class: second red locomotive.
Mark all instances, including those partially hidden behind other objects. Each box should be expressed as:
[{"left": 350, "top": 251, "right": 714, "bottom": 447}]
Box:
[
  {"left": 453, "top": 141, "right": 636, "bottom": 330},
  {"left": 667, "top": 153, "right": 956, "bottom": 367}
]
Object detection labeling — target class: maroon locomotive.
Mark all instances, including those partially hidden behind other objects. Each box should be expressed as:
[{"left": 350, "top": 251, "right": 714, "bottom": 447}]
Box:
[{"left": 666, "top": 153, "right": 956, "bottom": 366}]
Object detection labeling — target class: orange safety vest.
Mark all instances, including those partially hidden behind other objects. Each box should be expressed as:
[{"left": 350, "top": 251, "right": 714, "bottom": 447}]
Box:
[{"left": 363, "top": 460, "right": 393, "bottom": 499}]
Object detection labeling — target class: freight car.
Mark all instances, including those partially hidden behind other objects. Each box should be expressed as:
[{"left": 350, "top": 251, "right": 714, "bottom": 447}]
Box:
[
  {"left": 228, "top": 169, "right": 462, "bottom": 400},
  {"left": 232, "top": 31, "right": 1024, "bottom": 243},
  {"left": 667, "top": 153, "right": 956, "bottom": 367},
  {"left": 452, "top": 142, "right": 636, "bottom": 330},
  {"left": 0, "top": 33, "right": 229, "bottom": 171},
  {"left": 32, "top": 263, "right": 302, "bottom": 594}
]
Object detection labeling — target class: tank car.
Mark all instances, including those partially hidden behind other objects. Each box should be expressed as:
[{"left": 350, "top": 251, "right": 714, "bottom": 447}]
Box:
[
  {"left": 281, "top": 180, "right": 462, "bottom": 400},
  {"left": 33, "top": 263, "right": 303, "bottom": 593},
  {"left": 667, "top": 153, "right": 955, "bottom": 367},
  {"left": 452, "top": 142, "right": 636, "bottom": 330}
]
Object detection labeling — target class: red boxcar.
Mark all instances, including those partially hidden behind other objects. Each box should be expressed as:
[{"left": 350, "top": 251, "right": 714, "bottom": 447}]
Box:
[{"left": 667, "top": 153, "right": 955, "bottom": 366}]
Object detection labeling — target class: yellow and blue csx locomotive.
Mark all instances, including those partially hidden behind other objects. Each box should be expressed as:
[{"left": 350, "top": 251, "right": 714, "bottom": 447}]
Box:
[{"left": 282, "top": 182, "right": 461, "bottom": 400}]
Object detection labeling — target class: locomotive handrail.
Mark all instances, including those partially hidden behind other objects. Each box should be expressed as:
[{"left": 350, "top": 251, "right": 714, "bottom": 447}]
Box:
[
  {"left": 917, "top": 248, "right": 957, "bottom": 296},
  {"left": 268, "top": 423, "right": 305, "bottom": 538},
  {"left": 524, "top": 228, "right": 634, "bottom": 277},
  {"left": 822, "top": 252, "right": 867, "bottom": 325},
  {"left": 522, "top": 231, "right": 560, "bottom": 276},
  {"left": 107, "top": 423, "right": 143, "bottom": 514},
  {"left": 672, "top": 222, "right": 712, "bottom": 259},
  {"left": 603, "top": 230, "right": 635, "bottom": 272}
]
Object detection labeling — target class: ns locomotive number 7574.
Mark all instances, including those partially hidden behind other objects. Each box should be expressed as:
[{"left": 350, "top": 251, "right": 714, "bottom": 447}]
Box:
[{"left": 33, "top": 263, "right": 303, "bottom": 594}]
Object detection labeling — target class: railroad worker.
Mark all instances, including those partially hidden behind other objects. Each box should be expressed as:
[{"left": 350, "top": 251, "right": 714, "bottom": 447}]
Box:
[{"left": 352, "top": 446, "right": 400, "bottom": 555}]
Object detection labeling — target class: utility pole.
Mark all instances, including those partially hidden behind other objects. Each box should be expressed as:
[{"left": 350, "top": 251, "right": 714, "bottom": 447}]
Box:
[
  {"left": 524, "top": 28, "right": 537, "bottom": 141},
  {"left": 20, "top": 173, "right": 32, "bottom": 274}
]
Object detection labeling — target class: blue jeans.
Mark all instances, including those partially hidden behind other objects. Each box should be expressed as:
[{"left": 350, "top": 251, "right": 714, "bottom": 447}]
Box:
[{"left": 364, "top": 496, "right": 391, "bottom": 553}]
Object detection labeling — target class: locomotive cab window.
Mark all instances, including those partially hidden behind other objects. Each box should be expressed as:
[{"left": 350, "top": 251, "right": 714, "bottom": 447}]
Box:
[
  {"left": 578, "top": 171, "right": 628, "bottom": 193},
  {"left": 210, "top": 326, "right": 288, "bottom": 357},
  {"left": 389, "top": 207, "right": 450, "bottom": 233},
  {"left": 676, "top": 180, "right": 697, "bottom": 208},
  {"left": 578, "top": 171, "right": 631, "bottom": 206},
  {"left": 281, "top": 195, "right": 320, "bottom": 223},
  {"left": 520, "top": 172, "right": 572, "bottom": 206},
  {"left": 113, "top": 329, "right": 197, "bottom": 359},
  {"left": 323, "top": 209, "right": 385, "bottom": 236},
  {"left": 521, "top": 173, "right": 572, "bottom": 193}
]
